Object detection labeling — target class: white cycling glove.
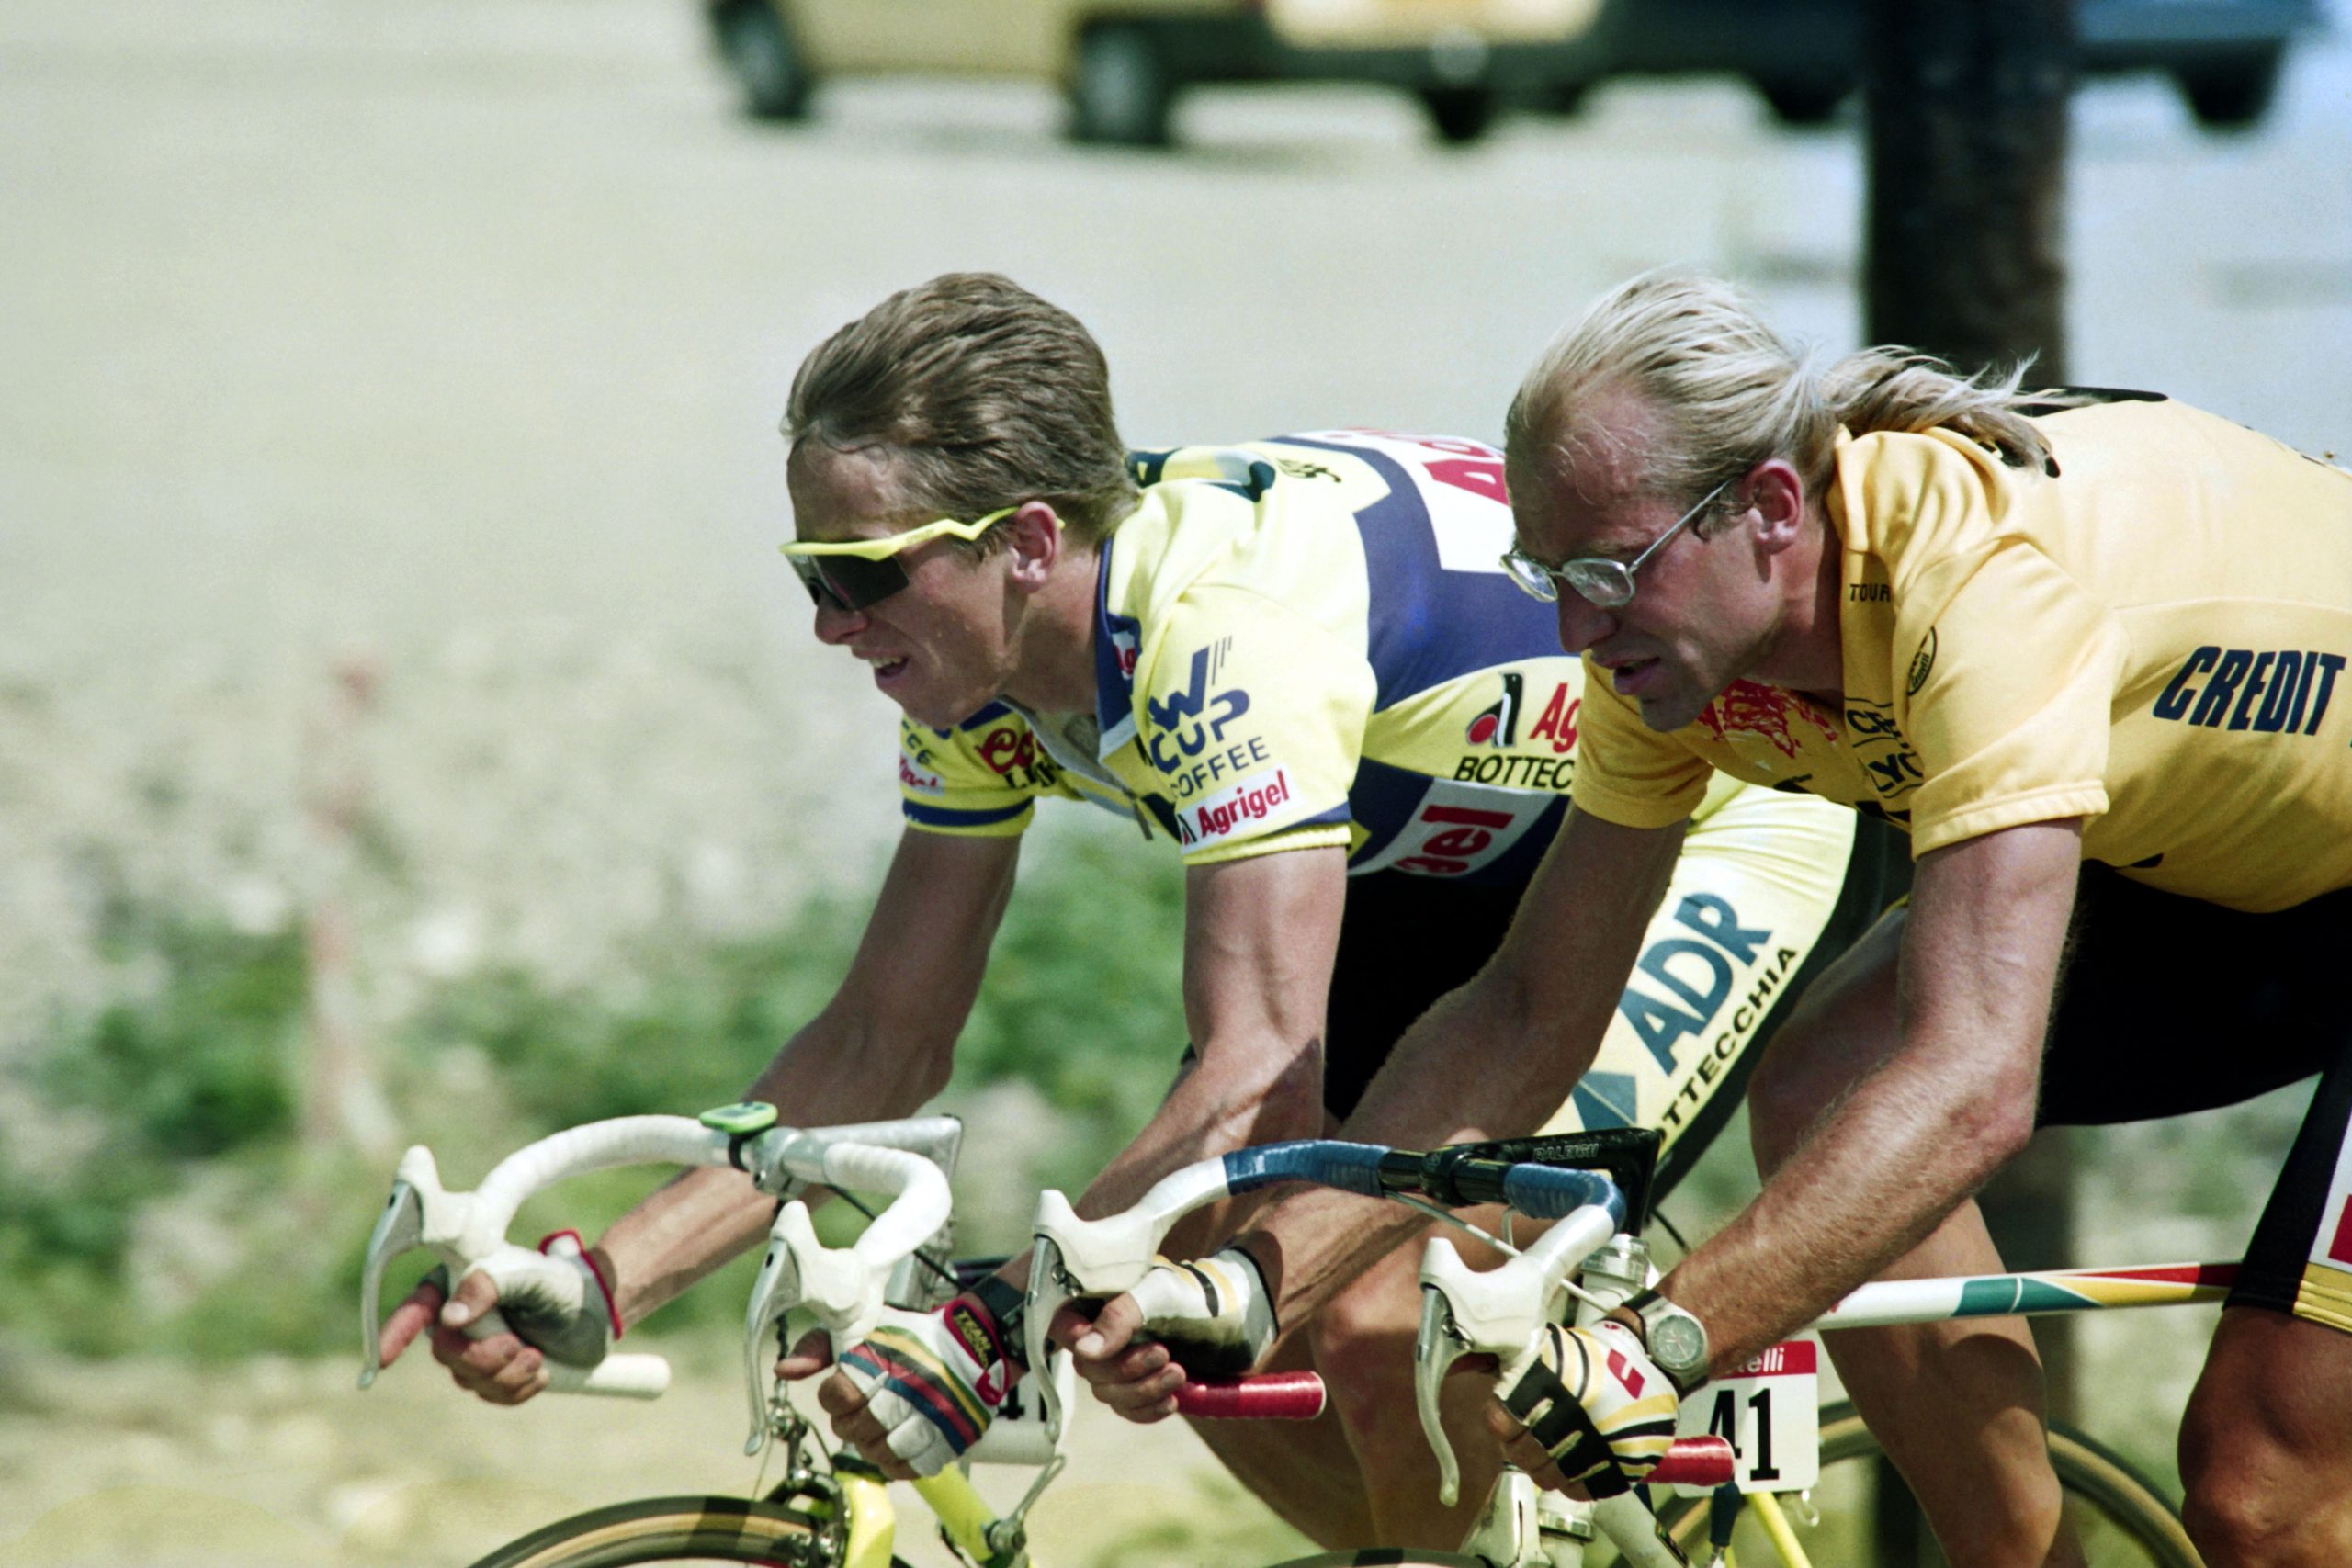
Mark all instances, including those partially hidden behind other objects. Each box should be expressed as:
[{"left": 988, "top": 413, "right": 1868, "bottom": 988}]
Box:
[
  {"left": 455, "top": 1230, "right": 619, "bottom": 1369},
  {"left": 833, "top": 1294, "right": 1016, "bottom": 1477},
  {"left": 1123, "top": 1247, "right": 1278, "bottom": 1380},
  {"left": 1495, "top": 1318, "right": 1679, "bottom": 1496}
]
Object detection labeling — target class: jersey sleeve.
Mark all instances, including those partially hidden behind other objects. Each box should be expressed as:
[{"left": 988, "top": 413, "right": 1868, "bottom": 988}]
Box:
[
  {"left": 1872, "top": 437, "right": 2126, "bottom": 855},
  {"left": 1132, "top": 585, "right": 1372, "bottom": 868},
  {"left": 1566, "top": 658, "right": 1717, "bottom": 828},
  {"left": 897, "top": 705, "right": 1048, "bottom": 839}
]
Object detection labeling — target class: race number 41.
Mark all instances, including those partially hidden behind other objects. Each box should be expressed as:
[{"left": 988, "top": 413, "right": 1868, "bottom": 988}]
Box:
[{"left": 1672, "top": 1337, "right": 1820, "bottom": 1494}]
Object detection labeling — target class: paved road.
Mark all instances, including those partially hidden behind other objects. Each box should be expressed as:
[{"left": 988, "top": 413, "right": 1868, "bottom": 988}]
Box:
[{"left": 3, "top": 0, "right": 2345, "bottom": 1032}]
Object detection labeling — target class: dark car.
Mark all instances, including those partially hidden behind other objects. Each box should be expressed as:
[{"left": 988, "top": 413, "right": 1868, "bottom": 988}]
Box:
[
  {"left": 1552, "top": 0, "right": 2324, "bottom": 130},
  {"left": 706, "top": 0, "right": 2323, "bottom": 146}
]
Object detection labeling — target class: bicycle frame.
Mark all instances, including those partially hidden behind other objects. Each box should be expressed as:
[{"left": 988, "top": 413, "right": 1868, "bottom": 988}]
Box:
[
  {"left": 832, "top": 1465, "right": 1017, "bottom": 1568},
  {"left": 1678, "top": 1260, "right": 2237, "bottom": 1568}
]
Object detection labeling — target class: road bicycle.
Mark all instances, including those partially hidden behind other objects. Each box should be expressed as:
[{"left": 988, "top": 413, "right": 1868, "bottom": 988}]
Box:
[
  {"left": 358, "top": 1112, "right": 1732, "bottom": 1567},
  {"left": 361, "top": 1115, "right": 2201, "bottom": 1566},
  {"left": 1023, "top": 1128, "right": 2207, "bottom": 1567}
]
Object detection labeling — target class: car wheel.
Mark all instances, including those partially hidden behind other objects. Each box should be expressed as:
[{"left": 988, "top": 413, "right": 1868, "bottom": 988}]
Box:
[
  {"left": 2175, "top": 45, "right": 2285, "bottom": 130},
  {"left": 1069, "top": 25, "right": 1174, "bottom": 147},
  {"left": 1419, "top": 85, "right": 1498, "bottom": 144},
  {"left": 1755, "top": 76, "right": 1848, "bottom": 127},
  {"left": 1532, "top": 78, "right": 1593, "bottom": 118},
  {"left": 714, "top": 0, "right": 811, "bottom": 120}
]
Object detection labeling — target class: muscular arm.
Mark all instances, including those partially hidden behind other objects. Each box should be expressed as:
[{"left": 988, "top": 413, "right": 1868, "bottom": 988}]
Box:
[
  {"left": 594, "top": 828, "right": 1019, "bottom": 1324},
  {"left": 1662, "top": 818, "right": 2082, "bottom": 1371},
  {"left": 1238, "top": 809, "right": 1687, "bottom": 1336},
  {"left": 1078, "top": 844, "right": 1348, "bottom": 1215}
]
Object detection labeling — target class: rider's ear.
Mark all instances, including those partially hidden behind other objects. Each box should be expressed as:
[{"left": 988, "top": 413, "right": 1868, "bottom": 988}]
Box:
[
  {"left": 1743, "top": 460, "right": 1806, "bottom": 557},
  {"left": 1003, "top": 502, "right": 1063, "bottom": 590}
]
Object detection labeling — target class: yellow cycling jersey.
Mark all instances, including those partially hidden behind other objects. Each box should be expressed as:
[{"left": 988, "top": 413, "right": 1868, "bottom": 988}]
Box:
[
  {"left": 1570, "top": 394, "right": 2352, "bottom": 912},
  {"left": 897, "top": 430, "right": 1750, "bottom": 882}
]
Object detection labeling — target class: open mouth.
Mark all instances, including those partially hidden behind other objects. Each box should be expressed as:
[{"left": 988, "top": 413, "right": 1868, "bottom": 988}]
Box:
[{"left": 1610, "top": 658, "right": 1659, "bottom": 694}]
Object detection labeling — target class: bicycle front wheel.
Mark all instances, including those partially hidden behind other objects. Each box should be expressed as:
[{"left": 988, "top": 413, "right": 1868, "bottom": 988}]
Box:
[
  {"left": 1634, "top": 1402, "right": 2201, "bottom": 1567},
  {"left": 466, "top": 1495, "right": 916, "bottom": 1568}
]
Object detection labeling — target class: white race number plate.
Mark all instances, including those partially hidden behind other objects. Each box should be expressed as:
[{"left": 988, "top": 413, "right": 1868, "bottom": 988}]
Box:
[{"left": 1670, "top": 1337, "right": 1819, "bottom": 1494}]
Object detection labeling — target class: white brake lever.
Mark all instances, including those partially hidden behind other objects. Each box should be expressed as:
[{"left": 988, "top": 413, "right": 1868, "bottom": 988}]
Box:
[
  {"left": 360, "top": 1145, "right": 670, "bottom": 1398},
  {"left": 1412, "top": 1206, "right": 1620, "bottom": 1506},
  {"left": 1025, "top": 1186, "right": 1185, "bottom": 1447},
  {"left": 740, "top": 1200, "right": 888, "bottom": 1452}
]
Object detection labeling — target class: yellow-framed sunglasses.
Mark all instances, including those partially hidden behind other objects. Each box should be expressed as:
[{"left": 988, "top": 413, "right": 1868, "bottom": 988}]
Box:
[{"left": 777, "top": 506, "right": 1018, "bottom": 612}]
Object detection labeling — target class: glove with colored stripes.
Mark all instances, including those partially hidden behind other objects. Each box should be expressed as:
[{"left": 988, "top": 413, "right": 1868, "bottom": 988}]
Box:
[
  {"left": 831, "top": 1295, "right": 1013, "bottom": 1477},
  {"left": 1494, "top": 1319, "right": 1679, "bottom": 1496},
  {"left": 1122, "top": 1248, "right": 1278, "bottom": 1379}
]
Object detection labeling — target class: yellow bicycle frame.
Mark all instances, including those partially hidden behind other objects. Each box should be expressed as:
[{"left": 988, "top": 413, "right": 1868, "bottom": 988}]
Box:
[{"left": 835, "top": 1461, "right": 1041, "bottom": 1568}]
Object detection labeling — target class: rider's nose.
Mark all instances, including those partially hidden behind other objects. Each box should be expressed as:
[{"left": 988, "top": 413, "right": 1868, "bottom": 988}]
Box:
[
  {"left": 1554, "top": 593, "right": 1615, "bottom": 656},
  {"left": 813, "top": 602, "right": 868, "bottom": 645}
]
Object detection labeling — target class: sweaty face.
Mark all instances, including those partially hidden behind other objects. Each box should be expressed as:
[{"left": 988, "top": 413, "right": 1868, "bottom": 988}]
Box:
[
  {"left": 786, "top": 443, "right": 1017, "bottom": 729},
  {"left": 1510, "top": 462, "right": 1780, "bottom": 735}
]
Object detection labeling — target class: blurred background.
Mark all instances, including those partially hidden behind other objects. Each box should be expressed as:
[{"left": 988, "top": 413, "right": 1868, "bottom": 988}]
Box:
[{"left": 2, "top": 0, "right": 2346, "bottom": 1561}]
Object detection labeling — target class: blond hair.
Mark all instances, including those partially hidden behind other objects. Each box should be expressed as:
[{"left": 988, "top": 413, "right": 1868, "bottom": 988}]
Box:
[
  {"left": 1504, "top": 272, "right": 2063, "bottom": 518},
  {"left": 785, "top": 273, "right": 1139, "bottom": 545}
]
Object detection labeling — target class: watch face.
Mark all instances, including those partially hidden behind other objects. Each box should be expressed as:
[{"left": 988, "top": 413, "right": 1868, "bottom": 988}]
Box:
[{"left": 1650, "top": 1312, "right": 1707, "bottom": 1371}]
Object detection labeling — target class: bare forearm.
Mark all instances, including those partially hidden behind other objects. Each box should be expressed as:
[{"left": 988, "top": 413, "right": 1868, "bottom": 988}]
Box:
[
  {"left": 1252, "top": 956, "right": 1622, "bottom": 1330},
  {"left": 1666, "top": 820, "right": 2081, "bottom": 1371},
  {"left": 1665, "top": 1026, "right": 2033, "bottom": 1369},
  {"left": 1237, "top": 812, "right": 1681, "bottom": 1332},
  {"left": 596, "top": 1013, "right": 952, "bottom": 1323}
]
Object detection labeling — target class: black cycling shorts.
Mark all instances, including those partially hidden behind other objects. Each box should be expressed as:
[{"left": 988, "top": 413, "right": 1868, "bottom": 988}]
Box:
[{"left": 2038, "top": 868, "right": 2352, "bottom": 1330}]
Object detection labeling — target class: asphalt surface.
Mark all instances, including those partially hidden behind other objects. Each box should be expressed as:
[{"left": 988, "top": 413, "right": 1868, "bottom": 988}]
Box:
[
  {"left": 1, "top": 3, "right": 2346, "bottom": 1561},
  {"left": 3, "top": 0, "right": 2345, "bottom": 1038}
]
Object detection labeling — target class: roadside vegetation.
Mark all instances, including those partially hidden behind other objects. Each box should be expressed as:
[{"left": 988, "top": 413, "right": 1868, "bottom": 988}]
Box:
[{"left": 1, "top": 829, "right": 1184, "bottom": 1361}]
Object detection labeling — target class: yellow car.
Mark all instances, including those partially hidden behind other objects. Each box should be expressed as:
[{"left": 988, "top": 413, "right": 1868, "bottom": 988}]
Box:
[{"left": 703, "top": 0, "right": 1605, "bottom": 146}]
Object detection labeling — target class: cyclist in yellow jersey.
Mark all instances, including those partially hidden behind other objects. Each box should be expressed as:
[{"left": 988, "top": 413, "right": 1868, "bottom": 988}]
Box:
[
  {"left": 373, "top": 273, "right": 1875, "bottom": 1551},
  {"left": 1075, "top": 272, "right": 2352, "bottom": 1568}
]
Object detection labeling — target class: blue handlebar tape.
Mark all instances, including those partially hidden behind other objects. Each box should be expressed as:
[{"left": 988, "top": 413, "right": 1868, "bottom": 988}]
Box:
[
  {"left": 1499, "top": 1165, "right": 1626, "bottom": 1226},
  {"left": 1220, "top": 1141, "right": 1389, "bottom": 1198}
]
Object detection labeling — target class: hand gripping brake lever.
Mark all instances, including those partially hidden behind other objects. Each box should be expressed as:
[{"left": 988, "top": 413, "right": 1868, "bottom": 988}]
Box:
[
  {"left": 1025, "top": 1185, "right": 1178, "bottom": 1450},
  {"left": 357, "top": 1144, "right": 671, "bottom": 1397},
  {"left": 735, "top": 1132, "right": 955, "bottom": 1453},
  {"left": 1412, "top": 1202, "right": 1620, "bottom": 1506}
]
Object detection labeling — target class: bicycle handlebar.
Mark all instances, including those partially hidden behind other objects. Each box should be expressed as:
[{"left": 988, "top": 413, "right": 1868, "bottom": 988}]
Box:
[
  {"left": 357, "top": 1111, "right": 960, "bottom": 1424},
  {"left": 1023, "top": 1138, "right": 1632, "bottom": 1449}
]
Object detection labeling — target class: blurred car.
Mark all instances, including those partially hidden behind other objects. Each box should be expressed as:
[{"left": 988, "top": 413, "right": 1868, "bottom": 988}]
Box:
[
  {"left": 704, "top": 0, "right": 2324, "bottom": 146},
  {"left": 704, "top": 0, "right": 1606, "bottom": 145},
  {"left": 1551, "top": 0, "right": 2324, "bottom": 130}
]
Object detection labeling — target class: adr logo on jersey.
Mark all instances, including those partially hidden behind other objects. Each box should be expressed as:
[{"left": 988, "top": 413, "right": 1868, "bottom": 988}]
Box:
[
  {"left": 1467, "top": 673, "right": 1522, "bottom": 746},
  {"left": 898, "top": 752, "right": 944, "bottom": 796}
]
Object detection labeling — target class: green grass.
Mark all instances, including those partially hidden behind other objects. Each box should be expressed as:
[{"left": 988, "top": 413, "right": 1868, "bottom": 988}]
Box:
[{"left": 1, "top": 828, "right": 1186, "bottom": 1359}]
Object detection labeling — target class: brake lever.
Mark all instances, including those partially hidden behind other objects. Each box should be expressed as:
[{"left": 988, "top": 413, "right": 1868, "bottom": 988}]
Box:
[
  {"left": 358, "top": 1156, "right": 434, "bottom": 1387},
  {"left": 1414, "top": 1282, "right": 1475, "bottom": 1506},
  {"left": 741, "top": 1200, "right": 887, "bottom": 1455},
  {"left": 1023, "top": 1237, "right": 1077, "bottom": 1447},
  {"left": 1415, "top": 1234, "right": 1566, "bottom": 1506},
  {"left": 1026, "top": 1186, "right": 1175, "bottom": 1448},
  {"left": 358, "top": 1146, "right": 480, "bottom": 1387}
]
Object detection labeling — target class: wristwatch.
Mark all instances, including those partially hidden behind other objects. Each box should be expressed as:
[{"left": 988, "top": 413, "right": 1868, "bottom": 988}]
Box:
[{"left": 1621, "top": 1288, "right": 1710, "bottom": 1393}]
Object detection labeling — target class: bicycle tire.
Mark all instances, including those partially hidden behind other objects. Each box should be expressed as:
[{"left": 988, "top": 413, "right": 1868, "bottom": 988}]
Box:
[
  {"left": 1630, "top": 1401, "right": 2201, "bottom": 1567},
  {"left": 464, "top": 1494, "right": 916, "bottom": 1568}
]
